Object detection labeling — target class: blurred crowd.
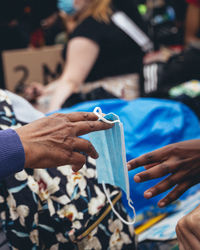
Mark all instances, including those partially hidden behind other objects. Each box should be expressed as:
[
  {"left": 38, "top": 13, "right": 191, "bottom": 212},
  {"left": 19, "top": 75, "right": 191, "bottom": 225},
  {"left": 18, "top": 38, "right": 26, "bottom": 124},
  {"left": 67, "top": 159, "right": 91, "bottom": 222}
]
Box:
[{"left": 0, "top": 0, "right": 199, "bottom": 114}]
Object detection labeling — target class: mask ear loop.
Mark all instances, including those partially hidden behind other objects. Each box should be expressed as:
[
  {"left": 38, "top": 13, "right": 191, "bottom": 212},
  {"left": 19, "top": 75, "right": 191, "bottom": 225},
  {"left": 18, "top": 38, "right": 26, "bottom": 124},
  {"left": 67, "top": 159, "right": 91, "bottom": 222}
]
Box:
[
  {"left": 102, "top": 182, "right": 136, "bottom": 225},
  {"left": 94, "top": 107, "right": 120, "bottom": 124}
]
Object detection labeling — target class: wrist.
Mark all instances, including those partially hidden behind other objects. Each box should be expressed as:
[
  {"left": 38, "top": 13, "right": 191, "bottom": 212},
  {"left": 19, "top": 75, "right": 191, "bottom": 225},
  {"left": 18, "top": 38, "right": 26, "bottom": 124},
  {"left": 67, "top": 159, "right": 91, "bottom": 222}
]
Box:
[
  {"left": 0, "top": 129, "right": 25, "bottom": 177},
  {"left": 15, "top": 128, "right": 31, "bottom": 169}
]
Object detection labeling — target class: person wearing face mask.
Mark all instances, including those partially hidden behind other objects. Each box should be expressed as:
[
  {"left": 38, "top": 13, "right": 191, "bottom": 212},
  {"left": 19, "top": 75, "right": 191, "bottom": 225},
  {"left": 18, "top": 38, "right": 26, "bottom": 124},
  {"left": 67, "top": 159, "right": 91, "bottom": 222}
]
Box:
[{"left": 25, "top": 0, "right": 148, "bottom": 112}]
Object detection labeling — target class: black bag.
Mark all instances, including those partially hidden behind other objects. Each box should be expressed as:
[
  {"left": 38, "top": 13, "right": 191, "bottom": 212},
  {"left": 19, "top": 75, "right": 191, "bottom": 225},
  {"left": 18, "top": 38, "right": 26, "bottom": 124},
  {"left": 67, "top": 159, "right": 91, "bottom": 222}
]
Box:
[
  {"left": 142, "top": 45, "right": 200, "bottom": 96},
  {"left": 62, "top": 87, "right": 118, "bottom": 108},
  {"left": 142, "top": 45, "right": 200, "bottom": 118}
]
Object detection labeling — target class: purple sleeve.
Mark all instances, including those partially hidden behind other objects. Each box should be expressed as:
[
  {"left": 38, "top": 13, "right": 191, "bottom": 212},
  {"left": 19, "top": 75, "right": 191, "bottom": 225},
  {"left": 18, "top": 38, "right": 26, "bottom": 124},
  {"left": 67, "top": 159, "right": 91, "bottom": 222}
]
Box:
[{"left": 0, "top": 129, "right": 25, "bottom": 179}]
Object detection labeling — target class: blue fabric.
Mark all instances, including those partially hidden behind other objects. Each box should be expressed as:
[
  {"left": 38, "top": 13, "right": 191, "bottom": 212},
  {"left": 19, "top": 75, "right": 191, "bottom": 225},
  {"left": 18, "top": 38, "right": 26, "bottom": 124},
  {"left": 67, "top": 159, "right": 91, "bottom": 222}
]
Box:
[
  {"left": 54, "top": 98, "right": 200, "bottom": 221},
  {"left": 0, "top": 129, "right": 24, "bottom": 179}
]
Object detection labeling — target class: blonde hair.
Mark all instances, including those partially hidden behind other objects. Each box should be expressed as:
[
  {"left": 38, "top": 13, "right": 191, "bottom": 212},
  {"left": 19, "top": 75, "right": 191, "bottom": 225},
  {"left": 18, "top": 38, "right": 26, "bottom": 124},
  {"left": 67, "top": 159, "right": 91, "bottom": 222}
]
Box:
[{"left": 77, "top": 0, "right": 113, "bottom": 23}]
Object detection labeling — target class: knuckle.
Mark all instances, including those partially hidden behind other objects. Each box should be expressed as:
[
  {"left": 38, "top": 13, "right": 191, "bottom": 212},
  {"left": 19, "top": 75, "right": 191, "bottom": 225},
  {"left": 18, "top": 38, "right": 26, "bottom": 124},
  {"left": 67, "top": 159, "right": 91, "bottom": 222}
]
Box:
[
  {"left": 87, "top": 121, "right": 95, "bottom": 129},
  {"left": 160, "top": 164, "right": 170, "bottom": 175},
  {"left": 83, "top": 113, "right": 89, "bottom": 120},
  {"left": 167, "top": 143, "right": 176, "bottom": 153},
  {"left": 168, "top": 192, "right": 177, "bottom": 202},
  {"left": 166, "top": 177, "right": 176, "bottom": 187},
  {"left": 65, "top": 149, "right": 73, "bottom": 160},
  {"left": 51, "top": 113, "right": 62, "bottom": 119},
  {"left": 66, "top": 137, "right": 75, "bottom": 147},
  {"left": 144, "top": 154, "right": 154, "bottom": 164},
  {"left": 151, "top": 186, "right": 161, "bottom": 196},
  {"left": 140, "top": 172, "right": 150, "bottom": 181},
  {"left": 178, "top": 217, "right": 185, "bottom": 227},
  {"left": 176, "top": 218, "right": 185, "bottom": 232},
  {"left": 132, "top": 159, "right": 139, "bottom": 167},
  {"left": 186, "top": 213, "right": 196, "bottom": 228},
  {"left": 162, "top": 196, "right": 171, "bottom": 205}
]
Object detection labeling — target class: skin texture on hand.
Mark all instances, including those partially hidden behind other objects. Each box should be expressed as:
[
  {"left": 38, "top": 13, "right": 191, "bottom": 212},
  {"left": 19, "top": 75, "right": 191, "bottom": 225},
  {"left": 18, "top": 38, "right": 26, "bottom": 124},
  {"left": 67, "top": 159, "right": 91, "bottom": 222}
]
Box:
[
  {"left": 127, "top": 140, "right": 200, "bottom": 207},
  {"left": 16, "top": 112, "right": 112, "bottom": 172},
  {"left": 176, "top": 204, "right": 200, "bottom": 250}
]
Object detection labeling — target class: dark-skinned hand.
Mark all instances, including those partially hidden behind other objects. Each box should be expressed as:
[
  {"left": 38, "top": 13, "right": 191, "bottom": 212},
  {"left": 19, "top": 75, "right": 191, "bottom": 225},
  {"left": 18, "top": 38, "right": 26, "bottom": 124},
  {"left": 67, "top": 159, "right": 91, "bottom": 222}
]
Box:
[
  {"left": 127, "top": 140, "right": 200, "bottom": 207},
  {"left": 16, "top": 112, "right": 112, "bottom": 172}
]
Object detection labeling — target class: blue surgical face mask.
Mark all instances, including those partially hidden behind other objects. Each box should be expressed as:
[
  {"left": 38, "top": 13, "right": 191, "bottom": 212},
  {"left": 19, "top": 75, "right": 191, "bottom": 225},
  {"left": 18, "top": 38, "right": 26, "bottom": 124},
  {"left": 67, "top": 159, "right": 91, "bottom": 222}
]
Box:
[
  {"left": 89, "top": 107, "right": 136, "bottom": 225},
  {"left": 58, "top": 0, "right": 76, "bottom": 15}
]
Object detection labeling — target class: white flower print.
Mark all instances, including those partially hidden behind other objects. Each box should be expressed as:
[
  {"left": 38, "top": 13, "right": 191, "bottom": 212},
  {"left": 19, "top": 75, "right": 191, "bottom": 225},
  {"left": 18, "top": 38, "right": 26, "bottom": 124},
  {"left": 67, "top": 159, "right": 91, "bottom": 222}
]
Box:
[
  {"left": 66, "top": 170, "right": 87, "bottom": 198},
  {"left": 0, "top": 90, "right": 12, "bottom": 104},
  {"left": 7, "top": 194, "right": 29, "bottom": 226},
  {"left": 50, "top": 243, "right": 59, "bottom": 250},
  {"left": 57, "top": 204, "right": 83, "bottom": 222},
  {"left": 27, "top": 176, "right": 39, "bottom": 194},
  {"left": 109, "top": 219, "right": 132, "bottom": 249},
  {"left": 56, "top": 233, "right": 68, "bottom": 243},
  {"left": 10, "top": 124, "right": 22, "bottom": 129},
  {"left": 30, "top": 229, "right": 39, "bottom": 246},
  {"left": 57, "top": 165, "right": 72, "bottom": 176},
  {"left": 34, "top": 170, "right": 60, "bottom": 201},
  {"left": 81, "top": 227, "right": 101, "bottom": 250},
  {"left": 72, "top": 220, "right": 82, "bottom": 230},
  {"left": 4, "top": 106, "right": 12, "bottom": 117},
  {"left": 0, "top": 124, "right": 9, "bottom": 130},
  {"left": 15, "top": 171, "right": 28, "bottom": 181},
  {"left": 79, "top": 163, "right": 96, "bottom": 179},
  {"left": 88, "top": 185, "right": 106, "bottom": 216}
]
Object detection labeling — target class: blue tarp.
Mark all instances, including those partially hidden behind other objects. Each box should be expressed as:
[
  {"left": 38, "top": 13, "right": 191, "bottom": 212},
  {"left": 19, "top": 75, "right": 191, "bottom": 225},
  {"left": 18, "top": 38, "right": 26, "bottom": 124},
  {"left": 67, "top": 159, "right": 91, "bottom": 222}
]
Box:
[{"left": 54, "top": 98, "right": 200, "bottom": 222}]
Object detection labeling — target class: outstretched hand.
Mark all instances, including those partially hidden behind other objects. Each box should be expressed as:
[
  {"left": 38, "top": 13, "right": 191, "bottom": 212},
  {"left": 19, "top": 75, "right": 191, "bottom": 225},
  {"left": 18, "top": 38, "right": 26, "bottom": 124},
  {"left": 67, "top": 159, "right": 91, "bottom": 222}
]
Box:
[
  {"left": 127, "top": 140, "right": 200, "bottom": 207},
  {"left": 16, "top": 112, "right": 112, "bottom": 172}
]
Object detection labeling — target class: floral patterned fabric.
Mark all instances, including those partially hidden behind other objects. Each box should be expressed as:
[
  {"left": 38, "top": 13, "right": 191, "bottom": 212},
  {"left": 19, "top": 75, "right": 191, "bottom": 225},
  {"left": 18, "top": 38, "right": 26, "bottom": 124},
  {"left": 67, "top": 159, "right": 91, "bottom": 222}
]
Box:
[{"left": 0, "top": 90, "right": 136, "bottom": 250}]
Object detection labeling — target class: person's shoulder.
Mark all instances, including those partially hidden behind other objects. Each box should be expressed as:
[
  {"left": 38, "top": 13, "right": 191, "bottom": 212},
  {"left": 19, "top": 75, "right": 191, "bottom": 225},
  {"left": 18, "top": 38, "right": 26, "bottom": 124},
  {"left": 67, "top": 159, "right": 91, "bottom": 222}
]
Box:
[
  {"left": 75, "top": 16, "right": 107, "bottom": 32},
  {"left": 69, "top": 16, "right": 107, "bottom": 43}
]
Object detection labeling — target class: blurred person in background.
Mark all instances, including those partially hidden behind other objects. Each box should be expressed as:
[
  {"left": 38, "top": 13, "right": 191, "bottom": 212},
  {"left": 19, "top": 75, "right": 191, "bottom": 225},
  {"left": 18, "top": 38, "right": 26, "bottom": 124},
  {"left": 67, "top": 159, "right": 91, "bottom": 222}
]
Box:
[
  {"left": 0, "top": 0, "right": 65, "bottom": 90},
  {"left": 185, "top": 0, "right": 200, "bottom": 45},
  {"left": 28, "top": 0, "right": 66, "bottom": 47},
  {"left": 0, "top": 0, "right": 30, "bottom": 89},
  {"left": 25, "top": 0, "right": 148, "bottom": 112}
]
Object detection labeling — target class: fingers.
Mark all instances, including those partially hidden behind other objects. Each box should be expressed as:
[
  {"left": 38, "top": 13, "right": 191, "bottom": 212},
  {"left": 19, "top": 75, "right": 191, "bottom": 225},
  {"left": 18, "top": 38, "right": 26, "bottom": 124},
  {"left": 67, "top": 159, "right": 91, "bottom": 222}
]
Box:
[
  {"left": 142, "top": 174, "right": 177, "bottom": 200},
  {"left": 142, "top": 169, "right": 194, "bottom": 202},
  {"left": 157, "top": 180, "right": 196, "bottom": 207},
  {"left": 68, "top": 152, "right": 86, "bottom": 171},
  {"left": 75, "top": 120, "right": 113, "bottom": 136},
  {"left": 127, "top": 149, "right": 165, "bottom": 171},
  {"left": 65, "top": 112, "right": 99, "bottom": 122},
  {"left": 73, "top": 137, "right": 99, "bottom": 159},
  {"left": 134, "top": 160, "right": 177, "bottom": 183}
]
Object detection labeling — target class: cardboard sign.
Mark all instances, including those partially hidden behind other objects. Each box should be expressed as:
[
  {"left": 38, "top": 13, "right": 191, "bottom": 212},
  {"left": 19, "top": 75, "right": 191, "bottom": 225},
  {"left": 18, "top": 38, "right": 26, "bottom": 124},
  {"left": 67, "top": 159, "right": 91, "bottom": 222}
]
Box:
[{"left": 2, "top": 45, "right": 64, "bottom": 91}]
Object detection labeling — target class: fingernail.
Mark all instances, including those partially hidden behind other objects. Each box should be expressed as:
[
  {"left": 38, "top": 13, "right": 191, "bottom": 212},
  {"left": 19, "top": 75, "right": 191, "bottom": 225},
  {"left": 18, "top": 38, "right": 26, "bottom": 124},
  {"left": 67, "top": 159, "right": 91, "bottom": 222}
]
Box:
[
  {"left": 159, "top": 202, "right": 165, "bottom": 207},
  {"left": 127, "top": 164, "right": 131, "bottom": 170},
  {"left": 144, "top": 191, "right": 152, "bottom": 198},
  {"left": 94, "top": 152, "right": 99, "bottom": 159},
  {"left": 134, "top": 175, "right": 141, "bottom": 182}
]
